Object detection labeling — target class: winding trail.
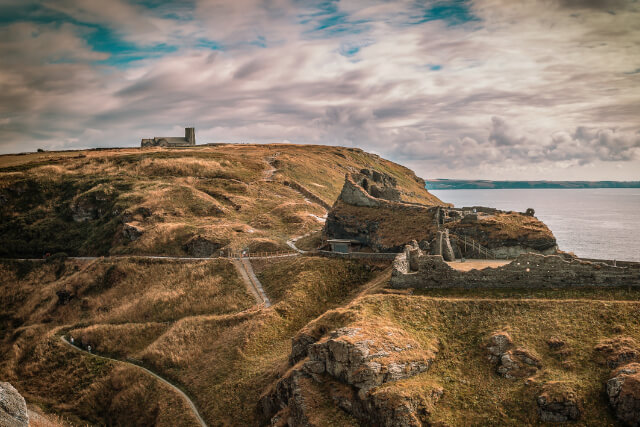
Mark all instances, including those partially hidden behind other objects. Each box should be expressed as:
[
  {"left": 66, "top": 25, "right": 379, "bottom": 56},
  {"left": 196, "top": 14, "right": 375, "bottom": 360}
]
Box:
[{"left": 60, "top": 336, "right": 208, "bottom": 427}]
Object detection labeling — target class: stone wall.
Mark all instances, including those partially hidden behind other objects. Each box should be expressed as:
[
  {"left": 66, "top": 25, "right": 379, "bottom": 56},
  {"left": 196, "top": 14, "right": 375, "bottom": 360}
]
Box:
[{"left": 391, "top": 248, "right": 640, "bottom": 289}]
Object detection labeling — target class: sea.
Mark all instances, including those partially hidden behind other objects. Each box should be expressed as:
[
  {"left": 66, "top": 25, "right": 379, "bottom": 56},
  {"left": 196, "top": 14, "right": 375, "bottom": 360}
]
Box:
[{"left": 430, "top": 188, "right": 640, "bottom": 262}]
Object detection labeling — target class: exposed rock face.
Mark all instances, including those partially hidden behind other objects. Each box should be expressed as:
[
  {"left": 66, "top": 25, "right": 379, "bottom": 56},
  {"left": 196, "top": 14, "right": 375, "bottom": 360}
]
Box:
[
  {"left": 607, "top": 363, "right": 640, "bottom": 426},
  {"left": 443, "top": 208, "right": 557, "bottom": 258},
  {"left": 183, "top": 236, "right": 225, "bottom": 257},
  {"left": 327, "top": 377, "right": 443, "bottom": 427},
  {"left": 392, "top": 251, "right": 640, "bottom": 289},
  {"left": 338, "top": 170, "right": 401, "bottom": 207},
  {"left": 0, "top": 382, "right": 29, "bottom": 427},
  {"left": 70, "top": 184, "right": 116, "bottom": 222},
  {"left": 537, "top": 382, "right": 581, "bottom": 422},
  {"left": 306, "top": 326, "right": 434, "bottom": 398},
  {"left": 326, "top": 172, "right": 557, "bottom": 256},
  {"left": 260, "top": 322, "right": 440, "bottom": 427},
  {"left": 486, "top": 331, "right": 513, "bottom": 363},
  {"left": 485, "top": 331, "right": 540, "bottom": 379},
  {"left": 122, "top": 223, "right": 143, "bottom": 241},
  {"left": 497, "top": 348, "right": 541, "bottom": 379},
  {"left": 595, "top": 337, "right": 640, "bottom": 369}
]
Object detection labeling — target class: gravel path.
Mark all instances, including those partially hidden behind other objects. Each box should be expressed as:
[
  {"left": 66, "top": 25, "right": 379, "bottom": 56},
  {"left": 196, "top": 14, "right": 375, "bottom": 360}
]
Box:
[{"left": 59, "top": 336, "right": 207, "bottom": 427}]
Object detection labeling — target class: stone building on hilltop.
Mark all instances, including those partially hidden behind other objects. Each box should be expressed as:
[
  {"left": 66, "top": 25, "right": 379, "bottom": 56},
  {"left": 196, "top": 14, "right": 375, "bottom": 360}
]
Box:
[{"left": 141, "top": 127, "right": 196, "bottom": 147}]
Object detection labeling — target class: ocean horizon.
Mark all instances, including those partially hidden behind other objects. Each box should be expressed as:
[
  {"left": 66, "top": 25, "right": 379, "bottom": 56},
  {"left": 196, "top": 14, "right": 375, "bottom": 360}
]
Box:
[{"left": 430, "top": 188, "right": 640, "bottom": 262}]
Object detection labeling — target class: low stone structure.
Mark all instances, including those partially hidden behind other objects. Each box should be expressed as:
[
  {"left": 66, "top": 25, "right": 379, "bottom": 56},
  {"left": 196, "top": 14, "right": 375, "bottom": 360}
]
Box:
[
  {"left": 391, "top": 242, "right": 640, "bottom": 289},
  {"left": 141, "top": 127, "right": 195, "bottom": 147}
]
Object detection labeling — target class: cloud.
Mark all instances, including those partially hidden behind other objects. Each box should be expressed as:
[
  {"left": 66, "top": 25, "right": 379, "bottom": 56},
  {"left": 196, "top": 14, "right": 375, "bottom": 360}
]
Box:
[{"left": 0, "top": 0, "right": 638, "bottom": 180}]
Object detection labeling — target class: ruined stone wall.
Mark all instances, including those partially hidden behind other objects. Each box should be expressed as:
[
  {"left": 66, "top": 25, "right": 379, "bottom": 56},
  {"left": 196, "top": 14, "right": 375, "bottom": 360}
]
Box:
[
  {"left": 391, "top": 252, "right": 640, "bottom": 289},
  {"left": 337, "top": 173, "right": 383, "bottom": 207}
]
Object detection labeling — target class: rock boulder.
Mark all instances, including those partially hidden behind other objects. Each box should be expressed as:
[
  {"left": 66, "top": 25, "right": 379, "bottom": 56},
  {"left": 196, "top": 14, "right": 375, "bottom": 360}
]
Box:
[
  {"left": 537, "top": 381, "right": 581, "bottom": 422},
  {"left": 595, "top": 337, "right": 640, "bottom": 369},
  {"left": 607, "top": 363, "right": 640, "bottom": 426},
  {"left": 0, "top": 382, "right": 29, "bottom": 427}
]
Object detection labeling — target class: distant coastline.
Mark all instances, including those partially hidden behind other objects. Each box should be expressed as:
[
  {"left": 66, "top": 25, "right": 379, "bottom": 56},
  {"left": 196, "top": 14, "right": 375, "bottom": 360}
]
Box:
[{"left": 425, "top": 179, "right": 640, "bottom": 190}]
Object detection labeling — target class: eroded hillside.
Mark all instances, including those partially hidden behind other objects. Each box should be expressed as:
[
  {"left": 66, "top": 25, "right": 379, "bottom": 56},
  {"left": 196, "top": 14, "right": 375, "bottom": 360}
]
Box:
[
  {"left": 2, "top": 144, "right": 638, "bottom": 426},
  {"left": 0, "top": 145, "right": 443, "bottom": 258}
]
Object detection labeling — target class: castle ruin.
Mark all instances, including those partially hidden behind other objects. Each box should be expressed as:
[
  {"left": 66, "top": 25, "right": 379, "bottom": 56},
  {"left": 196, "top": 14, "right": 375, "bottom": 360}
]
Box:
[{"left": 141, "top": 127, "right": 196, "bottom": 147}]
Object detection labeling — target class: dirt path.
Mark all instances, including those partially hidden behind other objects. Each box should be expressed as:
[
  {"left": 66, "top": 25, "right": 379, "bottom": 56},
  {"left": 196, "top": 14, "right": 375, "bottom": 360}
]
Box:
[
  {"left": 262, "top": 154, "right": 279, "bottom": 182},
  {"left": 59, "top": 336, "right": 207, "bottom": 427},
  {"left": 233, "top": 259, "right": 272, "bottom": 307}
]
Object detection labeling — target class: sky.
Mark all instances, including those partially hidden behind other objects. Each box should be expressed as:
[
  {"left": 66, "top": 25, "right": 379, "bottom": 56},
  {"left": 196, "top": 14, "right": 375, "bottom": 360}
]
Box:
[{"left": 0, "top": 0, "right": 639, "bottom": 180}]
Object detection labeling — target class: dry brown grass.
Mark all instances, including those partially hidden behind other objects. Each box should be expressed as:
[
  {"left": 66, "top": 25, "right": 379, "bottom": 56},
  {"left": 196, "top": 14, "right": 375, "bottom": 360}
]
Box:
[
  {"left": 296, "top": 292, "right": 640, "bottom": 426},
  {"left": 0, "top": 144, "right": 444, "bottom": 258},
  {"left": 0, "top": 258, "right": 255, "bottom": 327},
  {"left": 0, "top": 256, "right": 379, "bottom": 425}
]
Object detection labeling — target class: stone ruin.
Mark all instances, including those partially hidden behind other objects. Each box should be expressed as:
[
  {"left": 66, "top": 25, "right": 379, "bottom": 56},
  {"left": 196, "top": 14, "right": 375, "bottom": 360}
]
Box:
[
  {"left": 141, "top": 127, "right": 196, "bottom": 147},
  {"left": 337, "top": 169, "right": 403, "bottom": 207},
  {"left": 325, "top": 170, "right": 558, "bottom": 257},
  {"left": 391, "top": 241, "right": 640, "bottom": 289}
]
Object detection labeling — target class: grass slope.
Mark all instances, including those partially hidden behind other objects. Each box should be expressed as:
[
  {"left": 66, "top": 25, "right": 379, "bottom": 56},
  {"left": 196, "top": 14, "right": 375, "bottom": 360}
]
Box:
[
  {"left": 0, "top": 256, "right": 381, "bottom": 425},
  {"left": 0, "top": 144, "right": 443, "bottom": 258}
]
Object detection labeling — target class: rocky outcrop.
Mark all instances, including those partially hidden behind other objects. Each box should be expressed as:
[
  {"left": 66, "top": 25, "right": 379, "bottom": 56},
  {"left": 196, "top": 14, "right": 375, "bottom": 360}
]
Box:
[
  {"left": 444, "top": 209, "right": 557, "bottom": 257},
  {"left": 70, "top": 184, "right": 116, "bottom": 222},
  {"left": 337, "top": 170, "right": 401, "bottom": 207},
  {"left": 486, "top": 331, "right": 540, "bottom": 379},
  {"left": 260, "top": 322, "right": 440, "bottom": 426},
  {"left": 607, "top": 363, "right": 640, "bottom": 426},
  {"left": 497, "top": 348, "right": 540, "bottom": 379},
  {"left": 122, "top": 223, "right": 143, "bottom": 241},
  {"left": 537, "top": 381, "right": 581, "bottom": 422},
  {"left": 486, "top": 331, "right": 513, "bottom": 363},
  {"left": 305, "top": 326, "right": 434, "bottom": 398},
  {"left": 326, "top": 171, "right": 557, "bottom": 256},
  {"left": 595, "top": 337, "right": 640, "bottom": 369},
  {"left": 183, "top": 236, "right": 226, "bottom": 257},
  {"left": 0, "top": 382, "right": 29, "bottom": 427},
  {"left": 392, "top": 251, "right": 640, "bottom": 289},
  {"left": 327, "top": 376, "right": 443, "bottom": 427}
]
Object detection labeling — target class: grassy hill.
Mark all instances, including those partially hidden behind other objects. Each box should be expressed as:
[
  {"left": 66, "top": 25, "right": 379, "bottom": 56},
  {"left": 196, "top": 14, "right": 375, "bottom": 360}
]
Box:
[
  {"left": 1, "top": 144, "right": 638, "bottom": 426},
  {"left": 0, "top": 145, "right": 443, "bottom": 258}
]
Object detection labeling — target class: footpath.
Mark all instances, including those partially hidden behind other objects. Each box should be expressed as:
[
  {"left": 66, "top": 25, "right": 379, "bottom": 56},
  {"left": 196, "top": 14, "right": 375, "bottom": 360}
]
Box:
[{"left": 59, "top": 336, "right": 207, "bottom": 427}]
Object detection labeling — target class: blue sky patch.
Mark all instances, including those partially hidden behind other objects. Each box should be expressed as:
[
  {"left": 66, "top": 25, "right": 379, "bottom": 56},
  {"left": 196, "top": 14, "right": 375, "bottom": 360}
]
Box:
[{"left": 414, "top": 0, "right": 480, "bottom": 26}]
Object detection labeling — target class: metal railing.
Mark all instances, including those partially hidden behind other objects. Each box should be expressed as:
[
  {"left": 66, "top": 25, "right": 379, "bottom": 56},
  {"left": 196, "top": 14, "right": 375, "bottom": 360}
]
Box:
[
  {"left": 448, "top": 232, "right": 496, "bottom": 259},
  {"left": 226, "top": 250, "right": 298, "bottom": 259}
]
